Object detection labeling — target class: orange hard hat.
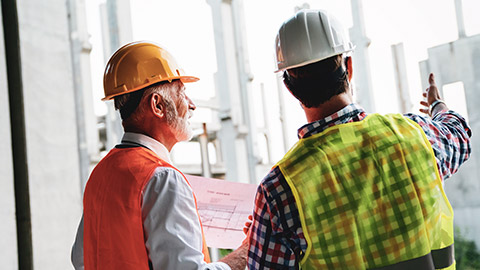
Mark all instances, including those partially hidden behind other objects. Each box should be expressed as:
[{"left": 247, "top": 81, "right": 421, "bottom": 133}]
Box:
[{"left": 102, "top": 41, "right": 199, "bottom": 100}]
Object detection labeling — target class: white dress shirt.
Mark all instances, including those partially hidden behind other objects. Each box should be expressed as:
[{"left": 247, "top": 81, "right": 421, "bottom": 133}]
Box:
[{"left": 71, "top": 132, "right": 230, "bottom": 270}]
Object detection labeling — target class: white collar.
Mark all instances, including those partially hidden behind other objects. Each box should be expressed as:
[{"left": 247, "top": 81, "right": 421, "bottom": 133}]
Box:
[{"left": 121, "top": 132, "right": 172, "bottom": 164}]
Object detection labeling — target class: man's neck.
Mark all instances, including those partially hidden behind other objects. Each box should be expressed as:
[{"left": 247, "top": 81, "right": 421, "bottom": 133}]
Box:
[
  {"left": 124, "top": 123, "right": 177, "bottom": 152},
  {"left": 303, "top": 92, "right": 353, "bottom": 123}
]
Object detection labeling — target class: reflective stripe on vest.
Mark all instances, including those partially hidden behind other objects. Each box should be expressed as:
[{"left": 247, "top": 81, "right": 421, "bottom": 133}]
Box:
[
  {"left": 277, "top": 114, "right": 454, "bottom": 269},
  {"left": 84, "top": 146, "right": 210, "bottom": 269},
  {"left": 370, "top": 244, "right": 454, "bottom": 270}
]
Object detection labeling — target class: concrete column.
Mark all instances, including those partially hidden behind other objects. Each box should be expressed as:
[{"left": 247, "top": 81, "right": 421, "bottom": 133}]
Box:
[
  {"left": 67, "top": 0, "right": 99, "bottom": 191},
  {"left": 206, "top": 0, "right": 257, "bottom": 183},
  {"left": 455, "top": 0, "right": 466, "bottom": 38},
  {"left": 0, "top": 3, "right": 19, "bottom": 269},
  {"left": 391, "top": 43, "right": 412, "bottom": 113},
  {"left": 275, "top": 73, "right": 290, "bottom": 154},
  {"left": 100, "top": 0, "right": 133, "bottom": 150},
  {"left": 16, "top": 0, "right": 83, "bottom": 268},
  {"left": 259, "top": 83, "right": 272, "bottom": 164},
  {"left": 349, "top": 0, "right": 375, "bottom": 112},
  {"left": 200, "top": 123, "right": 212, "bottom": 178}
]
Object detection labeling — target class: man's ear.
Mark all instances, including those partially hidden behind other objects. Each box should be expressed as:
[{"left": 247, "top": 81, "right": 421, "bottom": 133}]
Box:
[
  {"left": 283, "top": 71, "right": 294, "bottom": 95},
  {"left": 151, "top": 93, "right": 165, "bottom": 118},
  {"left": 346, "top": 56, "right": 353, "bottom": 81}
]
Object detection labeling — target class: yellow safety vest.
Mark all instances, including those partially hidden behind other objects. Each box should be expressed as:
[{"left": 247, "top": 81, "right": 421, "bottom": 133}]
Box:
[{"left": 277, "top": 114, "right": 454, "bottom": 270}]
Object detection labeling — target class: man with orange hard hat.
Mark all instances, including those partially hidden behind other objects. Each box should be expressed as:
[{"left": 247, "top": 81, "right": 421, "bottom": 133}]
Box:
[{"left": 71, "top": 41, "right": 248, "bottom": 270}]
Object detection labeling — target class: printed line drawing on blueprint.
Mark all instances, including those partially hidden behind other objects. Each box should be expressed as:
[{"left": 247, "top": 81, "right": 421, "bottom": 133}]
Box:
[
  {"left": 198, "top": 202, "right": 251, "bottom": 232},
  {"left": 186, "top": 175, "right": 257, "bottom": 249}
]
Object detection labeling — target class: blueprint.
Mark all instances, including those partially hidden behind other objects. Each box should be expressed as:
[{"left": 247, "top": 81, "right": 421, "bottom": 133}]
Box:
[{"left": 186, "top": 175, "right": 257, "bottom": 249}]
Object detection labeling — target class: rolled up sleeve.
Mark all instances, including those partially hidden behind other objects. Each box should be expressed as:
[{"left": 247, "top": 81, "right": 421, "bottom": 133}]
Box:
[{"left": 405, "top": 110, "right": 472, "bottom": 180}]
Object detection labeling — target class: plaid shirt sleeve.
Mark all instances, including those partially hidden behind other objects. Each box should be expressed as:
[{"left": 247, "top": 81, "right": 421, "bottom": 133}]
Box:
[
  {"left": 404, "top": 110, "right": 472, "bottom": 180},
  {"left": 247, "top": 167, "right": 306, "bottom": 270}
]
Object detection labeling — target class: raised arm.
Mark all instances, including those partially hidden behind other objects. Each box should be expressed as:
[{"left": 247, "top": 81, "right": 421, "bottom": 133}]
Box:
[{"left": 406, "top": 73, "right": 471, "bottom": 180}]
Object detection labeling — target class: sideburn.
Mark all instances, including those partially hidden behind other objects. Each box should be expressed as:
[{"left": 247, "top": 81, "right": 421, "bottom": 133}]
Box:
[{"left": 161, "top": 96, "right": 178, "bottom": 126}]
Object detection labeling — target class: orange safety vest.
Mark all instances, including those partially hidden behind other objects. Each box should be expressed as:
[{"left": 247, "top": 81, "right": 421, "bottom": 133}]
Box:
[{"left": 83, "top": 146, "right": 211, "bottom": 269}]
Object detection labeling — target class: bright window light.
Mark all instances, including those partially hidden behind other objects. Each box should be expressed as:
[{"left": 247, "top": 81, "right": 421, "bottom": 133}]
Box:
[
  {"left": 442, "top": 81, "right": 469, "bottom": 122},
  {"left": 207, "top": 142, "right": 217, "bottom": 164},
  {"left": 172, "top": 142, "right": 201, "bottom": 164}
]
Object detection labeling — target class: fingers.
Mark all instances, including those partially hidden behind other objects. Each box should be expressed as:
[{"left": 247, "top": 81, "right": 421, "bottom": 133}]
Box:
[
  {"left": 242, "top": 216, "right": 253, "bottom": 246},
  {"left": 243, "top": 215, "right": 253, "bottom": 235},
  {"left": 244, "top": 215, "right": 253, "bottom": 227},
  {"left": 243, "top": 222, "right": 252, "bottom": 234},
  {"left": 429, "top": 73, "right": 435, "bottom": 86}
]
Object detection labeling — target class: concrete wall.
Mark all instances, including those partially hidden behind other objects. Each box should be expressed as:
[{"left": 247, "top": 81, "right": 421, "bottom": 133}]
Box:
[
  {"left": 419, "top": 34, "right": 480, "bottom": 247},
  {"left": 17, "top": 0, "right": 83, "bottom": 268},
  {"left": 0, "top": 4, "right": 19, "bottom": 270}
]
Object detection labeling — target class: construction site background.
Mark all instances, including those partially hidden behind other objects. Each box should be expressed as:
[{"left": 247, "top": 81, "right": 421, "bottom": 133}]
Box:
[{"left": 1, "top": 0, "right": 479, "bottom": 269}]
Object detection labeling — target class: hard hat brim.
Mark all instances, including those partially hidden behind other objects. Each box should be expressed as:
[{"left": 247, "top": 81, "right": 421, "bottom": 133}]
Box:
[
  {"left": 102, "top": 75, "right": 199, "bottom": 101},
  {"left": 274, "top": 47, "right": 355, "bottom": 73}
]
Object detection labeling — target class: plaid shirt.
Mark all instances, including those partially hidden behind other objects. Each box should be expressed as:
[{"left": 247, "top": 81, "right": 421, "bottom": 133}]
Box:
[{"left": 247, "top": 103, "right": 471, "bottom": 269}]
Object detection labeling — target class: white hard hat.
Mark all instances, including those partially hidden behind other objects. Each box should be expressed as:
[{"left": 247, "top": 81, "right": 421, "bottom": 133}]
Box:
[{"left": 275, "top": 9, "right": 355, "bottom": 72}]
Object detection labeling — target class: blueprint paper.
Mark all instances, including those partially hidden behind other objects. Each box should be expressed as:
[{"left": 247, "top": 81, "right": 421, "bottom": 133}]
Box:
[{"left": 186, "top": 175, "right": 257, "bottom": 249}]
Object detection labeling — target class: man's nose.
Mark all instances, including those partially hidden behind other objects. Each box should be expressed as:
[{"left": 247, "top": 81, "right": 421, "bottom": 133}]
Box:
[{"left": 186, "top": 95, "right": 196, "bottom": 111}]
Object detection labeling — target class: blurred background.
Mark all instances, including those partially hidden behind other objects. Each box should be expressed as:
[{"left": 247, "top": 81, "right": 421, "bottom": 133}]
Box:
[{"left": 1, "top": 0, "right": 479, "bottom": 268}]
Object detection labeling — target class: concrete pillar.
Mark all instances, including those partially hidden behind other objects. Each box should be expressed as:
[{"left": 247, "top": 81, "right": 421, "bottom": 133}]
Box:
[
  {"left": 349, "top": 0, "right": 375, "bottom": 112},
  {"left": 231, "top": 0, "right": 258, "bottom": 184},
  {"left": 16, "top": 0, "right": 83, "bottom": 268},
  {"left": 200, "top": 123, "right": 212, "bottom": 178},
  {"left": 67, "top": 0, "right": 99, "bottom": 190},
  {"left": 391, "top": 43, "right": 412, "bottom": 113},
  {"left": 99, "top": 0, "right": 133, "bottom": 150},
  {"left": 206, "top": 0, "right": 257, "bottom": 183},
  {"left": 275, "top": 74, "right": 290, "bottom": 154},
  {"left": 0, "top": 3, "right": 19, "bottom": 269},
  {"left": 455, "top": 0, "right": 466, "bottom": 38}
]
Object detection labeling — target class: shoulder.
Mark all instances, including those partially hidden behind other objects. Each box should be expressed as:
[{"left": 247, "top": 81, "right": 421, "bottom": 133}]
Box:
[
  {"left": 259, "top": 166, "right": 287, "bottom": 196},
  {"left": 257, "top": 166, "right": 294, "bottom": 214},
  {"left": 403, "top": 112, "right": 431, "bottom": 126},
  {"left": 143, "top": 166, "right": 193, "bottom": 199},
  {"left": 150, "top": 166, "right": 185, "bottom": 181},
  {"left": 141, "top": 166, "right": 198, "bottom": 220}
]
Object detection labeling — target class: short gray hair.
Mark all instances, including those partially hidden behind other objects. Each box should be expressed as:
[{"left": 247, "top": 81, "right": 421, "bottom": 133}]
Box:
[{"left": 114, "top": 80, "right": 181, "bottom": 123}]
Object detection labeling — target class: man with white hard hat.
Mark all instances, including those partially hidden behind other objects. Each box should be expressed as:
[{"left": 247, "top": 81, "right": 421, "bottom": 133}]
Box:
[
  {"left": 71, "top": 41, "right": 249, "bottom": 270},
  {"left": 247, "top": 9, "right": 471, "bottom": 269}
]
